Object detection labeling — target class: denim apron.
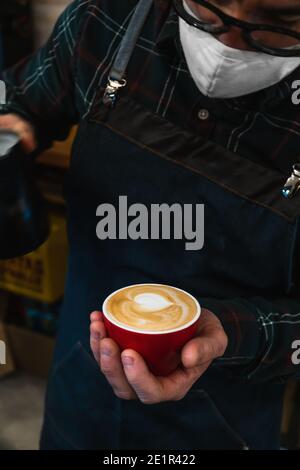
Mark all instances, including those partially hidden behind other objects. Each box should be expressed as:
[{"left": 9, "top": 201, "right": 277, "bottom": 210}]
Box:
[{"left": 40, "top": 2, "right": 300, "bottom": 451}]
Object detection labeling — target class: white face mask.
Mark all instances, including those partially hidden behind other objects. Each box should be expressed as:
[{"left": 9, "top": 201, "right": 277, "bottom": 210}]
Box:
[{"left": 179, "top": 2, "right": 300, "bottom": 98}]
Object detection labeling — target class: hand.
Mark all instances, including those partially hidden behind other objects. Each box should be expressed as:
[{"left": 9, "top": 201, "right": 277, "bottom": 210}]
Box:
[
  {"left": 0, "top": 113, "right": 37, "bottom": 153},
  {"left": 90, "top": 308, "right": 228, "bottom": 404}
]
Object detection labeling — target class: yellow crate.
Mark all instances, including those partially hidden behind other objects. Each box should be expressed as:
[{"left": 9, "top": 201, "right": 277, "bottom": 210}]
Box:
[{"left": 0, "top": 214, "right": 68, "bottom": 303}]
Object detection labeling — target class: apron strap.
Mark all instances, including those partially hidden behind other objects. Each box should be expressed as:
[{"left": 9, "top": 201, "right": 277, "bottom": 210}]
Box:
[{"left": 103, "top": 0, "right": 154, "bottom": 108}]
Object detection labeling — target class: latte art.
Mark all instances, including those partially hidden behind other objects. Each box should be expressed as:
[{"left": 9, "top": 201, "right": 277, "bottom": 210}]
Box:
[{"left": 105, "top": 285, "right": 198, "bottom": 331}]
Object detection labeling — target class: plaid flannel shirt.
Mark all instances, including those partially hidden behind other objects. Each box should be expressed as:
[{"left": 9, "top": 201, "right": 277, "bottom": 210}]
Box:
[{"left": 1, "top": 0, "right": 300, "bottom": 383}]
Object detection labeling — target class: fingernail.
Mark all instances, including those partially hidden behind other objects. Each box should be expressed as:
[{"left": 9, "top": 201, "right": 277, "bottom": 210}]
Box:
[
  {"left": 91, "top": 312, "right": 100, "bottom": 322},
  {"left": 101, "top": 348, "right": 111, "bottom": 356},
  {"left": 122, "top": 356, "right": 134, "bottom": 366}
]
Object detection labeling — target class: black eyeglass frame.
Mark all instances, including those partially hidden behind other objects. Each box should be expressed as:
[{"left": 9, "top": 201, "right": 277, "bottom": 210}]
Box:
[{"left": 173, "top": 0, "right": 300, "bottom": 57}]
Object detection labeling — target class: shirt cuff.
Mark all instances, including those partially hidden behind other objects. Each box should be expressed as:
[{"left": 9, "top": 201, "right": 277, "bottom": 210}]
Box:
[{"left": 199, "top": 298, "right": 263, "bottom": 364}]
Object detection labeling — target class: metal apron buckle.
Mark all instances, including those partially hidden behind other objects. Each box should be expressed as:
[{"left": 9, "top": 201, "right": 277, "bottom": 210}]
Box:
[
  {"left": 103, "top": 78, "right": 127, "bottom": 108},
  {"left": 282, "top": 163, "right": 300, "bottom": 199}
]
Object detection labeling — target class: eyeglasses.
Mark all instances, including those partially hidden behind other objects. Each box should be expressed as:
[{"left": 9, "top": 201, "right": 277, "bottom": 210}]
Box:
[{"left": 173, "top": 0, "right": 300, "bottom": 57}]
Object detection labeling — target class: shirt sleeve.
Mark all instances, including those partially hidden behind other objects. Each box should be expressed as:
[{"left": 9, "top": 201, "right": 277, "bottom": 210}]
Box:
[
  {"left": 201, "top": 294, "right": 300, "bottom": 384},
  {"left": 0, "top": 0, "right": 89, "bottom": 149}
]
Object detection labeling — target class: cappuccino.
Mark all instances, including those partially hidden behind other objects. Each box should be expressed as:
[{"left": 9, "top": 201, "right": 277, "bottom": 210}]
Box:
[{"left": 104, "top": 284, "right": 199, "bottom": 332}]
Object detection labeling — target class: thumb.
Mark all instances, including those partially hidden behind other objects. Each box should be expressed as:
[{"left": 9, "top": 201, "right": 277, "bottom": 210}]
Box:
[{"left": 181, "top": 328, "right": 227, "bottom": 369}]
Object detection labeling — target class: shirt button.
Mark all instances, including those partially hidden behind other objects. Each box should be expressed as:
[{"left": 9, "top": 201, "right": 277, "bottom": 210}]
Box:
[{"left": 198, "top": 109, "right": 210, "bottom": 120}]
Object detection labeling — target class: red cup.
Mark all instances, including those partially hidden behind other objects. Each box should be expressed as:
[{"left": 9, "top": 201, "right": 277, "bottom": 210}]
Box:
[{"left": 102, "top": 284, "right": 201, "bottom": 376}]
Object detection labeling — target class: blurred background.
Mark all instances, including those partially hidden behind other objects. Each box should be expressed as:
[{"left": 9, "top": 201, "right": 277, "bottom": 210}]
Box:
[
  {"left": 0, "top": 0, "right": 74, "bottom": 450},
  {"left": 0, "top": 0, "right": 300, "bottom": 451}
]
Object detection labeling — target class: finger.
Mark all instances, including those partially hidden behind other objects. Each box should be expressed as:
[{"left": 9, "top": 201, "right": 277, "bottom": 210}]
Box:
[
  {"left": 12, "top": 122, "right": 37, "bottom": 153},
  {"left": 160, "top": 360, "right": 212, "bottom": 399},
  {"left": 121, "top": 349, "right": 165, "bottom": 404},
  {"left": 0, "top": 114, "right": 20, "bottom": 129},
  {"left": 100, "top": 338, "right": 137, "bottom": 400},
  {"left": 90, "top": 310, "right": 104, "bottom": 323},
  {"left": 0, "top": 115, "right": 37, "bottom": 153},
  {"left": 122, "top": 350, "right": 210, "bottom": 403},
  {"left": 90, "top": 319, "right": 107, "bottom": 363},
  {"left": 19, "top": 129, "right": 37, "bottom": 153}
]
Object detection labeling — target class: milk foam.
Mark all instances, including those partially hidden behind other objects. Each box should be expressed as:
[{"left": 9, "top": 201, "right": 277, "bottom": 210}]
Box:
[
  {"left": 134, "top": 293, "right": 172, "bottom": 310},
  {"left": 105, "top": 285, "right": 198, "bottom": 332}
]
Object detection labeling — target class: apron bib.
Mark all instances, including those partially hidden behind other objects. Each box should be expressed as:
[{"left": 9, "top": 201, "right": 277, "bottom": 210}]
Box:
[{"left": 40, "top": 1, "right": 300, "bottom": 450}]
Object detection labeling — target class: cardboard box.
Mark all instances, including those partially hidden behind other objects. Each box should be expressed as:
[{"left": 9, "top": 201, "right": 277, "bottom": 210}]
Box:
[
  {"left": 0, "top": 214, "right": 68, "bottom": 303},
  {"left": 5, "top": 324, "right": 54, "bottom": 379},
  {"left": 0, "top": 293, "right": 15, "bottom": 377},
  {"left": 0, "top": 289, "right": 54, "bottom": 380}
]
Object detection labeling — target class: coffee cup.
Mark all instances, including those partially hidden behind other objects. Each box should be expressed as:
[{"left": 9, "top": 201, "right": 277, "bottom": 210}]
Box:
[{"left": 102, "top": 283, "right": 201, "bottom": 376}]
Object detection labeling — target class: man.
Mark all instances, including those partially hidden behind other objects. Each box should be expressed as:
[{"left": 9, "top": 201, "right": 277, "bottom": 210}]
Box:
[{"left": 1, "top": 0, "right": 300, "bottom": 450}]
